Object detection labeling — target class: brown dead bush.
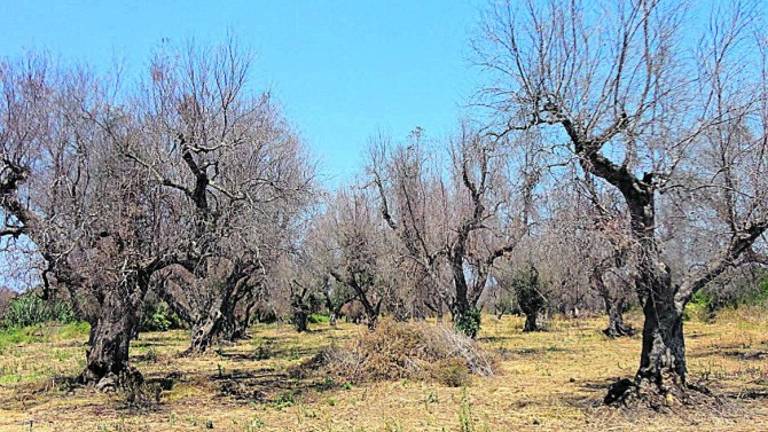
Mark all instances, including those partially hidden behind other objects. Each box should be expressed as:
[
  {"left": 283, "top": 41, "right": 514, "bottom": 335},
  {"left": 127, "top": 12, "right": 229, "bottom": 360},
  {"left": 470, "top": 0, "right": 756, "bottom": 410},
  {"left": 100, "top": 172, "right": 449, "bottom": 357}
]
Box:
[{"left": 300, "top": 318, "right": 496, "bottom": 385}]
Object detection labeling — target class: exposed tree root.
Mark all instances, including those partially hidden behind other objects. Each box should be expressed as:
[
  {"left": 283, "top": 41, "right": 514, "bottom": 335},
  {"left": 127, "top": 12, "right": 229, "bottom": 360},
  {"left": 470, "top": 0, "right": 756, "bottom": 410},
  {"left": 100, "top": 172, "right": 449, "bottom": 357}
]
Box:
[
  {"left": 602, "top": 323, "right": 636, "bottom": 338},
  {"left": 604, "top": 376, "right": 722, "bottom": 412},
  {"left": 79, "top": 366, "right": 144, "bottom": 393}
]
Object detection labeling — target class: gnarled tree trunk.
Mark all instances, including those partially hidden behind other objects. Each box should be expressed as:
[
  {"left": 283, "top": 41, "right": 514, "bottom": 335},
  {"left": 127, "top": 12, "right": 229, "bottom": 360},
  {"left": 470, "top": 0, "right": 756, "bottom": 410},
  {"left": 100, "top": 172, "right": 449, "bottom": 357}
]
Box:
[
  {"left": 188, "top": 308, "right": 223, "bottom": 354},
  {"left": 606, "top": 266, "right": 688, "bottom": 406},
  {"left": 593, "top": 267, "right": 635, "bottom": 338},
  {"left": 603, "top": 297, "right": 635, "bottom": 338},
  {"left": 522, "top": 311, "right": 539, "bottom": 332},
  {"left": 637, "top": 296, "right": 686, "bottom": 388},
  {"left": 80, "top": 275, "right": 147, "bottom": 390}
]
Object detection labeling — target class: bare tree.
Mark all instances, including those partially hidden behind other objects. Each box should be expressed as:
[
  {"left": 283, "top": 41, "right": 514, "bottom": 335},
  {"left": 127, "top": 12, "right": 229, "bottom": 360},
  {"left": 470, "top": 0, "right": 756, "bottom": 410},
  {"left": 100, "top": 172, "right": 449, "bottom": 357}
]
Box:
[
  {"left": 476, "top": 0, "right": 768, "bottom": 403},
  {"left": 0, "top": 56, "right": 184, "bottom": 387},
  {"left": 311, "top": 187, "right": 395, "bottom": 330},
  {"left": 580, "top": 178, "right": 637, "bottom": 337},
  {"left": 126, "top": 41, "right": 316, "bottom": 353},
  {"left": 370, "top": 126, "right": 526, "bottom": 337}
]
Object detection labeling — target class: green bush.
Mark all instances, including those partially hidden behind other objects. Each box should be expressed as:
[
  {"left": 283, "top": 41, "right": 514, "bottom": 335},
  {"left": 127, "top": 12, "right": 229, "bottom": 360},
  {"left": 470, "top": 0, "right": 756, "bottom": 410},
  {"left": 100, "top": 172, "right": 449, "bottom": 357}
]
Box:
[
  {"left": 686, "top": 272, "right": 768, "bottom": 321},
  {"left": 139, "top": 301, "right": 183, "bottom": 332},
  {"left": 684, "top": 291, "right": 714, "bottom": 322},
  {"left": 741, "top": 275, "right": 768, "bottom": 306},
  {"left": 308, "top": 313, "right": 330, "bottom": 324},
  {"left": 454, "top": 308, "right": 481, "bottom": 339},
  {"left": 1, "top": 294, "right": 76, "bottom": 329}
]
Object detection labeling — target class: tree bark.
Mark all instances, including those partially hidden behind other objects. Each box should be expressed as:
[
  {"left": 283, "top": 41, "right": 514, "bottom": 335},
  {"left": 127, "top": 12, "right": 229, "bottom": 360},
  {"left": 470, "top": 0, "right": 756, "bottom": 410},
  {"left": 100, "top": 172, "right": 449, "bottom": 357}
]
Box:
[
  {"left": 293, "top": 309, "right": 309, "bottom": 332},
  {"left": 186, "top": 293, "right": 252, "bottom": 353},
  {"left": 603, "top": 297, "right": 635, "bottom": 338},
  {"left": 605, "top": 275, "right": 687, "bottom": 406},
  {"left": 637, "top": 296, "right": 686, "bottom": 387},
  {"left": 522, "top": 312, "right": 539, "bottom": 332},
  {"left": 593, "top": 267, "right": 635, "bottom": 338},
  {"left": 188, "top": 309, "right": 222, "bottom": 354},
  {"left": 79, "top": 279, "right": 145, "bottom": 390}
]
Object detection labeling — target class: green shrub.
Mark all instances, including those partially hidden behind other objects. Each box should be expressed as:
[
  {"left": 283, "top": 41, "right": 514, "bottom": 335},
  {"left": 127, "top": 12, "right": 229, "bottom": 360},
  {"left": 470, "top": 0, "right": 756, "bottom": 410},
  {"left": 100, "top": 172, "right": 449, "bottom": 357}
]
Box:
[
  {"left": 685, "top": 273, "right": 768, "bottom": 321},
  {"left": 139, "top": 300, "right": 183, "bottom": 332},
  {"left": 740, "top": 275, "right": 768, "bottom": 306},
  {"left": 1, "top": 294, "right": 76, "bottom": 329},
  {"left": 454, "top": 308, "right": 481, "bottom": 339},
  {"left": 684, "top": 290, "right": 715, "bottom": 322},
  {"left": 308, "top": 313, "right": 330, "bottom": 324}
]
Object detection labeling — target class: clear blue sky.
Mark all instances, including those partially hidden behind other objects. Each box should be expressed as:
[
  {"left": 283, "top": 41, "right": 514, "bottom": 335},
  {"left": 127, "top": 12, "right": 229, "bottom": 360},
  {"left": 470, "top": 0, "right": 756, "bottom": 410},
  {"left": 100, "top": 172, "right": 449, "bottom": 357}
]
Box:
[{"left": 0, "top": 0, "right": 483, "bottom": 187}]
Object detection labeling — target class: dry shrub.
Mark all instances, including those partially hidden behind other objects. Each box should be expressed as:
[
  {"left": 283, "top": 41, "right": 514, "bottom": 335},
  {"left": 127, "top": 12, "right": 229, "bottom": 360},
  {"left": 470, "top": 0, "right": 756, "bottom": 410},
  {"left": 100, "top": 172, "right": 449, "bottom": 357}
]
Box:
[{"left": 303, "top": 319, "right": 495, "bottom": 386}]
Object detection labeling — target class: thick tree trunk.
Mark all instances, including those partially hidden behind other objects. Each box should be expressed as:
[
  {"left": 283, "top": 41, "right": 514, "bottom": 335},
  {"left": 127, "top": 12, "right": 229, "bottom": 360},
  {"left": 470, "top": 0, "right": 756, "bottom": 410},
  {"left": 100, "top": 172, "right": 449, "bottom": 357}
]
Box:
[
  {"left": 636, "top": 297, "right": 686, "bottom": 386},
  {"left": 603, "top": 297, "right": 635, "bottom": 338},
  {"left": 188, "top": 311, "right": 222, "bottom": 354},
  {"left": 606, "top": 296, "right": 688, "bottom": 406},
  {"left": 80, "top": 286, "right": 143, "bottom": 390},
  {"left": 358, "top": 295, "right": 381, "bottom": 331},
  {"left": 522, "top": 312, "right": 539, "bottom": 332},
  {"left": 182, "top": 273, "right": 257, "bottom": 353},
  {"left": 605, "top": 254, "right": 694, "bottom": 406},
  {"left": 185, "top": 299, "right": 250, "bottom": 353},
  {"left": 221, "top": 292, "right": 254, "bottom": 341},
  {"left": 449, "top": 254, "right": 482, "bottom": 338},
  {"left": 291, "top": 286, "right": 311, "bottom": 333},
  {"left": 293, "top": 309, "right": 309, "bottom": 332}
]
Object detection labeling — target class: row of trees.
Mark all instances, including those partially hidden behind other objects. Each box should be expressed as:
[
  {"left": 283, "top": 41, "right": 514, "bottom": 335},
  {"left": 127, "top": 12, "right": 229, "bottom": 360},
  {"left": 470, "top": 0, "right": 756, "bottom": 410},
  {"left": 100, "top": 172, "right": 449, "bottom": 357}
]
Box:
[{"left": 1, "top": 0, "right": 766, "bottom": 404}]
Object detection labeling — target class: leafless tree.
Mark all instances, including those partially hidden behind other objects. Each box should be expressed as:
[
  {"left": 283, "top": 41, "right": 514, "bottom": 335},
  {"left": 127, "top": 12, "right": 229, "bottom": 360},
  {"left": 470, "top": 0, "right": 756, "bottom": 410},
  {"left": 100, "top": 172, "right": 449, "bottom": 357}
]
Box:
[
  {"left": 310, "top": 187, "right": 397, "bottom": 330},
  {"left": 125, "top": 41, "right": 316, "bottom": 353},
  {"left": 370, "top": 126, "right": 528, "bottom": 337},
  {"left": 0, "top": 41, "right": 316, "bottom": 386},
  {"left": 0, "top": 56, "right": 185, "bottom": 387},
  {"left": 476, "top": 0, "right": 768, "bottom": 403}
]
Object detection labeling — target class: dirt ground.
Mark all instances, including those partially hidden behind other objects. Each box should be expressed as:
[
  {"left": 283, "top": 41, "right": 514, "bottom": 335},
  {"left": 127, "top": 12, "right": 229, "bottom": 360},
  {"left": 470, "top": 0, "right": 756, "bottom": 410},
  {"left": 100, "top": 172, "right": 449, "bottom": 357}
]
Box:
[{"left": 0, "top": 310, "right": 766, "bottom": 431}]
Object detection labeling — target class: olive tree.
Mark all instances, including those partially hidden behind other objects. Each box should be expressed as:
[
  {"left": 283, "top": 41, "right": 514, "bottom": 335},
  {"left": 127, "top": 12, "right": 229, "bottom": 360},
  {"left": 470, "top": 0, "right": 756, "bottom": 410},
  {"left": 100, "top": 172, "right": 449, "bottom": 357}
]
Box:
[
  {"left": 0, "top": 56, "right": 184, "bottom": 387},
  {"left": 125, "top": 41, "right": 316, "bottom": 353},
  {"left": 476, "top": 0, "right": 768, "bottom": 403},
  {"left": 370, "top": 126, "right": 528, "bottom": 337}
]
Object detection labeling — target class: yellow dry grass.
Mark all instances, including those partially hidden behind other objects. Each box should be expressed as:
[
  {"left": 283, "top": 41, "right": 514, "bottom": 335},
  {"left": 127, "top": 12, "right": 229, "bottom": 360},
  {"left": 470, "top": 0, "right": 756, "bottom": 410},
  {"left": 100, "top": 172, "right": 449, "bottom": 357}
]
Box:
[{"left": 0, "top": 310, "right": 766, "bottom": 431}]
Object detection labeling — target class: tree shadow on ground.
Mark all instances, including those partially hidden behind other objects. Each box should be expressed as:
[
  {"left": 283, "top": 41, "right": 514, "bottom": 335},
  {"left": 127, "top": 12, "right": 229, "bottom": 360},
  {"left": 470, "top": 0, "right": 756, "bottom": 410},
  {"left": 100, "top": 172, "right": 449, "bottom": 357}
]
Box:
[
  {"left": 495, "top": 346, "right": 573, "bottom": 360},
  {"left": 476, "top": 335, "right": 519, "bottom": 344},
  {"left": 212, "top": 367, "right": 341, "bottom": 404},
  {"left": 216, "top": 345, "right": 320, "bottom": 362}
]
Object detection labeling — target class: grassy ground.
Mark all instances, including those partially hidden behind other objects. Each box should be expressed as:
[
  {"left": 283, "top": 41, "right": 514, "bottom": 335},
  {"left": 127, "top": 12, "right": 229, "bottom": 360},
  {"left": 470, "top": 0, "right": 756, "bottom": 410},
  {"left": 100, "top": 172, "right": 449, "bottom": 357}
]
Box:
[{"left": 0, "top": 310, "right": 766, "bottom": 432}]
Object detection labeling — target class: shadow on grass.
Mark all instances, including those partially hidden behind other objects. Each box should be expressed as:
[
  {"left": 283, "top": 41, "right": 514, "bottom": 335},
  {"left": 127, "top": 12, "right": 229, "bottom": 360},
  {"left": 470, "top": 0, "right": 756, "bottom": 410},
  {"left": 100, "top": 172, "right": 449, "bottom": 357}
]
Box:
[
  {"left": 212, "top": 366, "right": 342, "bottom": 404},
  {"left": 722, "top": 350, "right": 768, "bottom": 361},
  {"left": 495, "top": 346, "right": 574, "bottom": 360},
  {"left": 216, "top": 345, "right": 320, "bottom": 362}
]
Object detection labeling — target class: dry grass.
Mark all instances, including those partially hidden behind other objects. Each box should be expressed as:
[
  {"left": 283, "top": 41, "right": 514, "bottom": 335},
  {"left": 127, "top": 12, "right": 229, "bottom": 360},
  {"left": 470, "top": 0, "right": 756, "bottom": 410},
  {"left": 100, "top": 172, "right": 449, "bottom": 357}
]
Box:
[
  {"left": 300, "top": 318, "right": 495, "bottom": 386},
  {"left": 0, "top": 310, "right": 766, "bottom": 431}
]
